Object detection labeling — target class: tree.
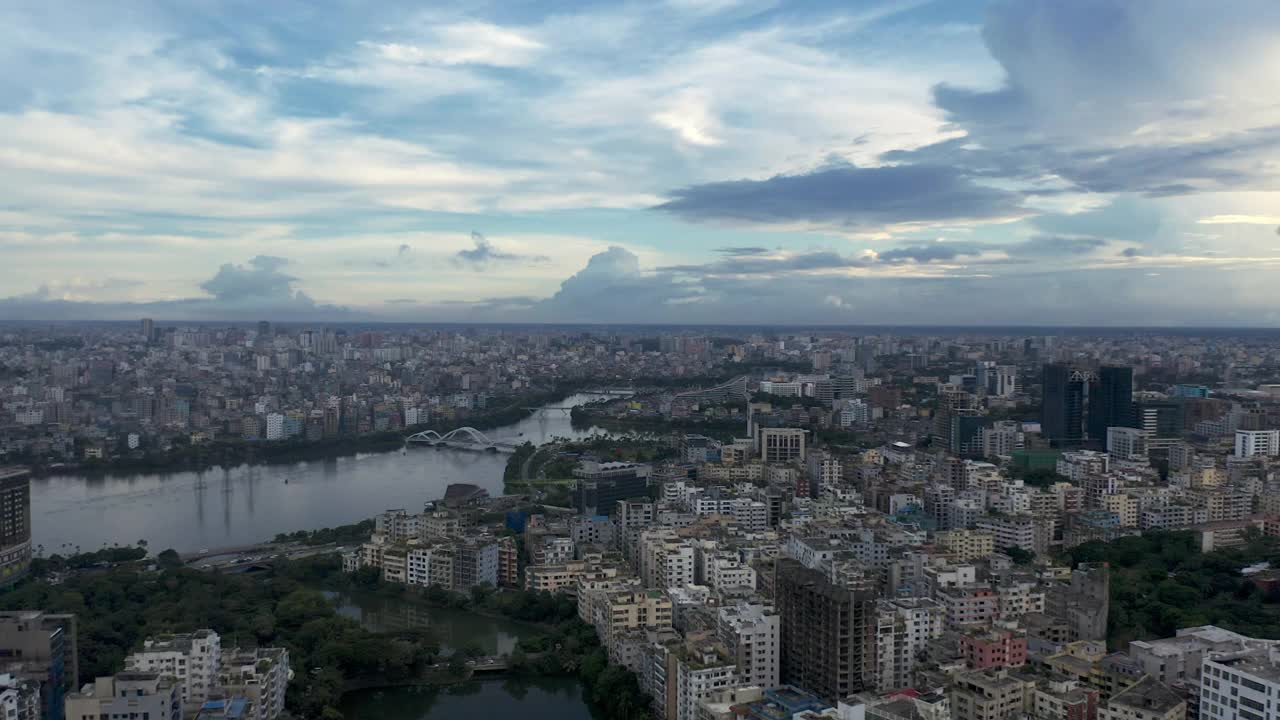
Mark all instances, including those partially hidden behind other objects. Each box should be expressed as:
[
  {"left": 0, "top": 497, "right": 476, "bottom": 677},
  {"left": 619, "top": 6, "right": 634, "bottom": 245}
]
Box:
[
  {"left": 1003, "top": 546, "right": 1035, "bottom": 565},
  {"left": 156, "top": 549, "right": 183, "bottom": 570}
]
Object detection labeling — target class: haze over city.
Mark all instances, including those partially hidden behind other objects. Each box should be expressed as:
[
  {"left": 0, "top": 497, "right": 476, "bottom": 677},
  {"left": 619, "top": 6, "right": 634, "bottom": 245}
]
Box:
[{"left": 3, "top": 0, "right": 1280, "bottom": 325}]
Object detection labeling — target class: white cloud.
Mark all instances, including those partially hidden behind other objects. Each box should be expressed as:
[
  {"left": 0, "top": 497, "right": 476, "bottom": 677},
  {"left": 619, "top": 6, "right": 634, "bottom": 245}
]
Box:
[{"left": 1199, "top": 215, "right": 1280, "bottom": 225}]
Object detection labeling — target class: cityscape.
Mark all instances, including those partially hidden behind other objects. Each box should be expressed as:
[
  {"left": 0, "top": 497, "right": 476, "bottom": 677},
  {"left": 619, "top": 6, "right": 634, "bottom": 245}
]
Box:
[
  {"left": 3, "top": 324, "right": 1280, "bottom": 720},
  {"left": 4, "top": 0, "right": 1280, "bottom": 719}
]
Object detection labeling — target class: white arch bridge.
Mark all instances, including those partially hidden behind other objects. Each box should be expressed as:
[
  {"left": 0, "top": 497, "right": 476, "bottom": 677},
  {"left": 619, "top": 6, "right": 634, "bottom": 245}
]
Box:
[{"left": 405, "top": 427, "right": 519, "bottom": 453}]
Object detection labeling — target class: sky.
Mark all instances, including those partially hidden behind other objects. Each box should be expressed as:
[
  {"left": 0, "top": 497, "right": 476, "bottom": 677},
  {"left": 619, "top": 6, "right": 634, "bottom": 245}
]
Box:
[{"left": 2, "top": 0, "right": 1280, "bottom": 326}]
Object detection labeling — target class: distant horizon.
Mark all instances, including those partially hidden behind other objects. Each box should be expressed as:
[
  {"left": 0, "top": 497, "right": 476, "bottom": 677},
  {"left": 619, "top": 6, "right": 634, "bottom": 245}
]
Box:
[{"left": 7, "top": 318, "right": 1280, "bottom": 335}]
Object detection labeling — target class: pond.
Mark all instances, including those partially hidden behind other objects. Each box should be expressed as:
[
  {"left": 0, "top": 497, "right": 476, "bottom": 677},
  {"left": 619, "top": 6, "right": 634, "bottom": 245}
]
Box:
[
  {"left": 329, "top": 589, "right": 543, "bottom": 656},
  {"left": 340, "top": 677, "right": 597, "bottom": 720}
]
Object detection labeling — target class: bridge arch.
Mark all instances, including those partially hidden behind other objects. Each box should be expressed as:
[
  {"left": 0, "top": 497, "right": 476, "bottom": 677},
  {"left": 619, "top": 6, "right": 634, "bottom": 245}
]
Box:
[{"left": 439, "top": 427, "right": 495, "bottom": 445}]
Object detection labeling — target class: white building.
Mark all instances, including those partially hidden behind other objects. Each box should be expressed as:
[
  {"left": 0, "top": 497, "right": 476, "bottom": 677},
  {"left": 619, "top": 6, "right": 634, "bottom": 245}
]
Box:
[
  {"left": 0, "top": 673, "right": 38, "bottom": 720},
  {"left": 876, "top": 598, "right": 944, "bottom": 692},
  {"left": 1201, "top": 645, "right": 1280, "bottom": 720},
  {"left": 264, "top": 413, "right": 285, "bottom": 441},
  {"left": 1107, "top": 427, "right": 1149, "bottom": 462},
  {"left": 717, "top": 604, "right": 780, "bottom": 690},
  {"left": 675, "top": 647, "right": 738, "bottom": 720},
  {"left": 125, "top": 630, "right": 222, "bottom": 706},
  {"left": 1234, "top": 430, "right": 1280, "bottom": 458}
]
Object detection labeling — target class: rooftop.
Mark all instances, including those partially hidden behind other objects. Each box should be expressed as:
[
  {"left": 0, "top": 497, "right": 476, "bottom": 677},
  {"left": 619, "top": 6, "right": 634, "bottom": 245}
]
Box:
[{"left": 1108, "top": 677, "right": 1184, "bottom": 714}]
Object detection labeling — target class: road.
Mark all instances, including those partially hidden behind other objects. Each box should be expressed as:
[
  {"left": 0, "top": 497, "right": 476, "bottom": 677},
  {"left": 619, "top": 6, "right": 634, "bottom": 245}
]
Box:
[{"left": 184, "top": 541, "right": 347, "bottom": 571}]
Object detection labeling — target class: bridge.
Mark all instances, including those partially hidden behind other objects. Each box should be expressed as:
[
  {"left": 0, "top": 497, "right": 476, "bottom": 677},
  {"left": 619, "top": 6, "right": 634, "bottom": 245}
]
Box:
[
  {"left": 405, "top": 427, "right": 519, "bottom": 453},
  {"left": 522, "top": 406, "right": 574, "bottom": 415}
]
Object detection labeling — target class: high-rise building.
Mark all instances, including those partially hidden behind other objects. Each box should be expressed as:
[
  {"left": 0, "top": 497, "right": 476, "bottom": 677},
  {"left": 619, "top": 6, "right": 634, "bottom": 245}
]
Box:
[
  {"left": 0, "top": 468, "right": 31, "bottom": 587},
  {"left": 1088, "top": 366, "right": 1135, "bottom": 442},
  {"left": 775, "top": 559, "right": 876, "bottom": 701},
  {"left": 140, "top": 318, "right": 155, "bottom": 343},
  {"left": 0, "top": 611, "right": 78, "bottom": 720},
  {"left": 1042, "top": 365, "right": 1094, "bottom": 447},
  {"left": 717, "top": 603, "right": 780, "bottom": 690},
  {"left": 1134, "top": 400, "right": 1184, "bottom": 446}
]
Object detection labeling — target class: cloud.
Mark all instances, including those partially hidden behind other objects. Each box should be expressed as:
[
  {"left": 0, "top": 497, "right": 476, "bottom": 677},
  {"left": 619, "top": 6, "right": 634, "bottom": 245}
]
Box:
[
  {"left": 200, "top": 255, "right": 303, "bottom": 302},
  {"left": 714, "top": 246, "right": 771, "bottom": 256},
  {"left": 0, "top": 255, "right": 346, "bottom": 320},
  {"left": 1199, "top": 215, "right": 1280, "bottom": 226},
  {"left": 893, "top": 0, "right": 1280, "bottom": 198},
  {"left": 452, "top": 232, "right": 549, "bottom": 269},
  {"left": 656, "top": 163, "right": 1028, "bottom": 232}
]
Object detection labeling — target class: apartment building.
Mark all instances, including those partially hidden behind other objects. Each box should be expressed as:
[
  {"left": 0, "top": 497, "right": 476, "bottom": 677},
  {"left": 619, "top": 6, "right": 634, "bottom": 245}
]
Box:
[
  {"left": 717, "top": 603, "right": 780, "bottom": 690},
  {"left": 125, "top": 630, "right": 222, "bottom": 706}
]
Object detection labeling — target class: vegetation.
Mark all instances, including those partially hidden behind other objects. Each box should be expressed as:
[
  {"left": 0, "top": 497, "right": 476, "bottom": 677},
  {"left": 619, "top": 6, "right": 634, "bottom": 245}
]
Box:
[
  {"left": 0, "top": 554, "right": 438, "bottom": 719},
  {"left": 1008, "top": 465, "right": 1061, "bottom": 488},
  {"left": 307, "top": 556, "right": 654, "bottom": 718},
  {"left": 272, "top": 519, "right": 375, "bottom": 546},
  {"left": 1060, "top": 530, "right": 1280, "bottom": 649},
  {"left": 2, "top": 550, "right": 651, "bottom": 718},
  {"left": 29, "top": 546, "right": 149, "bottom": 576}
]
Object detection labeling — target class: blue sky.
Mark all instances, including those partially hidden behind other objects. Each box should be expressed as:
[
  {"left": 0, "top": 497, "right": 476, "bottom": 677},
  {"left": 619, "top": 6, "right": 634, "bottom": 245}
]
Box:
[{"left": 3, "top": 0, "right": 1280, "bottom": 325}]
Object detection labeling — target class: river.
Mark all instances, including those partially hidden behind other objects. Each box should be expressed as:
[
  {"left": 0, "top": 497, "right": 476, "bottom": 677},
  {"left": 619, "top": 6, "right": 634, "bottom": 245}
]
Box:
[
  {"left": 340, "top": 678, "right": 597, "bottom": 720},
  {"left": 30, "top": 393, "right": 619, "bottom": 554}
]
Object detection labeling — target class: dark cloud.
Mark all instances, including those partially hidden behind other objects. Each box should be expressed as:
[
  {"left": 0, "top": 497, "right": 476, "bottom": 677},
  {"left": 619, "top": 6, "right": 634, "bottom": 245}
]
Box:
[
  {"left": 660, "top": 236, "right": 1111, "bottom": 276},
  {"left": 714, "top": 246, "right": 771, "bottom": 256},
  {"left": 655, "top": 163, "right": 1028, "bottom": 229},
  {"left": 452, "top": 231, "right": 549, "bottom": 269}
]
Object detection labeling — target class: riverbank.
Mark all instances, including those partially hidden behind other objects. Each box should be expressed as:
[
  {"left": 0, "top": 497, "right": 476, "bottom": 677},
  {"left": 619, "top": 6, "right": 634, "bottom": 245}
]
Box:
[{"left": 24, "top": 384, "right": 594, "bottom": 478}]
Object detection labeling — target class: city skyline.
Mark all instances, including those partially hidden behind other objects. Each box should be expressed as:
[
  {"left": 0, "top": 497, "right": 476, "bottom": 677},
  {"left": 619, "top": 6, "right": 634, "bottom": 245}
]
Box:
[{"left": 3, "top": 0, "right": 1280, "bottom": 325}]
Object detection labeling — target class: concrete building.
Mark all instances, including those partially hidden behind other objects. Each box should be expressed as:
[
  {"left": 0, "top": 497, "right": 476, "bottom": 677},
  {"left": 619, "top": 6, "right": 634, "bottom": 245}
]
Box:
[
  {"left": 0, "top": 468, "right": 32, "bottom": 587},
  {"left": 0, "top": 673, "right": 39, "bottom": 720},
  {"left": 951, "top": 668, "right": 1034, "bottom": 720},
  {"left": 1108, "top": 428, "right": 1149, "bottom": 462},
  {"left": 65, "top": 673, "right": 182, "bottom": 720},
  {"left": 0, "top": 611, "right": 77, "bottom": 720},
  {"left": 760, "top": 428, "right": 807, "bottom": 464},
  {"left": 219, "top": 647, "right": 290, "bottom": 720},
  {"left": 775, "top": 559, "right": 876, "bottom": 702},
  {"left": 1102, "top": 676, "right": 1184, "bottom": 720},
  {"left": 960, "top": 629, "right": 1028, "bottom": 669},
  {"left": 718, "top": 603, "right": 780, "bottom": 690},
  {"left": 934, "top": 529, "right": 996, "bottom": 562},
  {"left": 875, "top": 598, "right": 944, "bottom": 692},
  {"left": 595, "top": 590, "right": 674, "bottom": 645},
  {"left": 674, "top": 644, "right": 737, "bottom": 720},
  {"left": 1234, "top": 430, "right": 1279, "bottom": 458},
  {"left": 125, "top": 629, "right": 222, "bottom": 706}
]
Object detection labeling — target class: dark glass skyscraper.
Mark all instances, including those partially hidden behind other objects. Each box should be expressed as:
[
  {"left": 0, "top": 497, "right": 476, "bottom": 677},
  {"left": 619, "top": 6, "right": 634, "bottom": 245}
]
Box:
[
  {"left": 1087, "top": 366, "right": 1135, "bottom": 441},
  {"left": 1041, "top": 363, "right": 1089, "bottom": 447}
]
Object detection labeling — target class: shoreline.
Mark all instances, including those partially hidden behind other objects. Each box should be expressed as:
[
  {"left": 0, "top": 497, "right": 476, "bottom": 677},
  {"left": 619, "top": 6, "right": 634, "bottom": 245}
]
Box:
[{"left": 25, "top": 385, "right": 605, "bottom": 479}]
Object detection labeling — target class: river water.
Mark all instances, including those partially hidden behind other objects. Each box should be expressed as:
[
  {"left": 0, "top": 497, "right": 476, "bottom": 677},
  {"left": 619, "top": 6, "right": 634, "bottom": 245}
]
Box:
[
  {"left": 30, "top": 393, "right": 617, "bottom": 554},
  {"left": 340, "top": 678, "right": 597, "bottom": 720}
]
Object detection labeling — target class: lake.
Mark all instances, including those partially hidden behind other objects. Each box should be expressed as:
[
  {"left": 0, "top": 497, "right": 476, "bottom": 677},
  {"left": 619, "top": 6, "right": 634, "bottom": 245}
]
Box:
[
  {"left": 30, "top": 393, "right": 618, "bottom": 553},
  {"left": 340, "top": 678, "right": 597, "bottom": 720}
]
